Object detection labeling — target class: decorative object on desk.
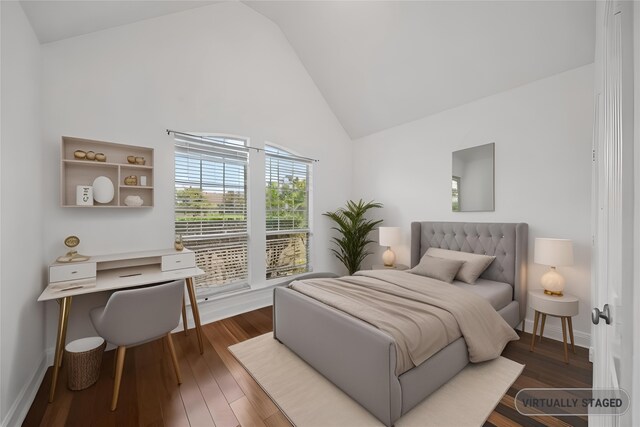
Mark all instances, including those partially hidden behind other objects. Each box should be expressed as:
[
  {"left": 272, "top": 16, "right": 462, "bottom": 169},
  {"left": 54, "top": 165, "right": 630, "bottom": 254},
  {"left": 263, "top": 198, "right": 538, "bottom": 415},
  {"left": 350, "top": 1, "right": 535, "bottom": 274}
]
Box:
[
  {"left": 76, "top": 185, "right": 93, "bottom": 206},
  {"left": 124, "top": 195, "right": 143, "bottom": 207},
  {"left": 85, "top": 151, "right": 96, "bottom": 161},
  {"left": 56, "top": 235, "right": 90, "bottom": 263},
  {"left": 140, "top": 175, "right": 147, "bottom": 186},
  {"left": 123, "top": 175, "right": 137, "bottom": 186},
  {"left": 95, "top": 152, "right": 106, "bottom": 162},
  {"left": 534, "top": 238, "right": 574, "bottom": 296},
  {"left": 73, "top": 150, "right": 86, "bottom": 160},
  {"left": 92, "top": 176, "right": 115, "bottom": 203},
  {"left": 135, "top": 156, "right": 146, "bottom": 165},
  {"left": 378, "top": 226, "right": 401, "bottom": 267},
  {"left": 127, "top": 155, "right": 136, "bottom": 164},
  {"left": 323, "top": 199, "right": 383, "bottom": 275},
  {"left": 175, "top": 234, "right": 184, "bottom": 251}
]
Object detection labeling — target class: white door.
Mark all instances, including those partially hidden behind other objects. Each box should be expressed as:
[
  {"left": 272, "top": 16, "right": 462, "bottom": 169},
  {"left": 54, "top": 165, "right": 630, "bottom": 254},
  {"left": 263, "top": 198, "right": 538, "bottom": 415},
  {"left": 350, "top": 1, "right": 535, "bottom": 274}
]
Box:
[{"left": 591, "top": 1, "right": 635, "bottom": 426}]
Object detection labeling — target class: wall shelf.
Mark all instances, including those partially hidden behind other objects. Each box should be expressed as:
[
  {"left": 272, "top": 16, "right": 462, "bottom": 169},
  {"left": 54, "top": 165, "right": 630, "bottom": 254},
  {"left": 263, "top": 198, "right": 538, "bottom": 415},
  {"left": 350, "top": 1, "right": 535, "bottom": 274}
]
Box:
[{"left": 61, "top": 136, "right": 154, "bottom": 208}]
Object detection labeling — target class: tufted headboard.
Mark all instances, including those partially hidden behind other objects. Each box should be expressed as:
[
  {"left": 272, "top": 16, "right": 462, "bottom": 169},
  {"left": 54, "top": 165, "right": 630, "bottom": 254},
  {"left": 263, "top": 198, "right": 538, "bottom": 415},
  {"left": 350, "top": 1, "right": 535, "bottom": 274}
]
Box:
[{"left": 411, "top": 221, "right": 528, "bottom": 321}]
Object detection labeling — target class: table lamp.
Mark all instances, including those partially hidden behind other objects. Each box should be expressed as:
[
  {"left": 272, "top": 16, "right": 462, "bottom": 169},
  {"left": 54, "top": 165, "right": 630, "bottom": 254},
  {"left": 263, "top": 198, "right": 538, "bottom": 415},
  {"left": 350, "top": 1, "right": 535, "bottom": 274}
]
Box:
[
  {"left": 534, "top": 238, "right": 574, "bottom": 296},
  {"left": 379, "top": 227, "right": 401, "bottom": 267}
]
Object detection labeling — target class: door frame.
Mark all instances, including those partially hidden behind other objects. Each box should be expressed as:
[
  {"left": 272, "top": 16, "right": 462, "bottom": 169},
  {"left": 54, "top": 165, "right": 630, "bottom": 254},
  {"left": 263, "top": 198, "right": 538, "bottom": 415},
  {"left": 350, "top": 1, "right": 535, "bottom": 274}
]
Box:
[
  {"left": 591, "top": 1, "right": 636, "bottom": 425},
  {"left": 633, "top": 2, "right": 639, "bottom": 425}
]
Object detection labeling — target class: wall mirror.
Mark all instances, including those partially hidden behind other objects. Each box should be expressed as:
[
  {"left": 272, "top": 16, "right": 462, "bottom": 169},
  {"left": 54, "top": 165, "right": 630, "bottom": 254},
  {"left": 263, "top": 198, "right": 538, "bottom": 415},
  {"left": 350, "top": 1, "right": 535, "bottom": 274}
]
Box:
[{"left": 452, "top": 142, "right": 495, "bottom": 212}]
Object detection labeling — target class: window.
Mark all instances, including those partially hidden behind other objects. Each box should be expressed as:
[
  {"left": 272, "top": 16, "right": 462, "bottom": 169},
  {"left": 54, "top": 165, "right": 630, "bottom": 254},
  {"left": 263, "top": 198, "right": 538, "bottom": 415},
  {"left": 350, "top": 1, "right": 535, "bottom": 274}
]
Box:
[
  {"left": 452, "top": 176, "right": 461, "bottom": 212},
  {"left": 174, "top": 133, "right": 250, "bottom": 293},
  {"left": 265, "top": 145, "right": 311, "bottom": 278}
]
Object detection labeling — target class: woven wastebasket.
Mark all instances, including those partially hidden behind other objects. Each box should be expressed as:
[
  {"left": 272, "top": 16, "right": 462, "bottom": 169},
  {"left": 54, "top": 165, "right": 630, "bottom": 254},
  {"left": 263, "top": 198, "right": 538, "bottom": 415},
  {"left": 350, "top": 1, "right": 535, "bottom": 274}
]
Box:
[{"left": 65, "top": 337, "right": 106, "bottom": 391}]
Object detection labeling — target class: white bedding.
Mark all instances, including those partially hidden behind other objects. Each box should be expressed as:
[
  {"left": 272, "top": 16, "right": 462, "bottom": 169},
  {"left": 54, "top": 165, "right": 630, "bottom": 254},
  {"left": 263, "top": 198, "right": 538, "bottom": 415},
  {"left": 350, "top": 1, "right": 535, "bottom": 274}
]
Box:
[{"left": 452, "top": 278, "right": 513, "bottom": 311}]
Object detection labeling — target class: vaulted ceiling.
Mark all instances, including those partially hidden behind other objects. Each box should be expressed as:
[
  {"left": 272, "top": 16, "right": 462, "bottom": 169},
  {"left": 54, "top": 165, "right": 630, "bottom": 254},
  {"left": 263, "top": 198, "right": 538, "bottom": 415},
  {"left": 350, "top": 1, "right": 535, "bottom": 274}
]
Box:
[
  {"left": 20, "top": 1, "right": 219, "bottom": 44},
  {"left": 20, "top": 0, "right": 596, "bottom": 139},
  {"left": 245, "top": 1, "right": 596, "bottom": 138}
]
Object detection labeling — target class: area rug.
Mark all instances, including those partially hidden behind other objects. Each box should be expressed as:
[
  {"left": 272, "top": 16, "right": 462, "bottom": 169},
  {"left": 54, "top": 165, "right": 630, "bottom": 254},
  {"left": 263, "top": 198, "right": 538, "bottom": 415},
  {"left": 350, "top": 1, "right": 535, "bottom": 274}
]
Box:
[{"left": 229, "top": 333, "right": 524, "bottom": 427}]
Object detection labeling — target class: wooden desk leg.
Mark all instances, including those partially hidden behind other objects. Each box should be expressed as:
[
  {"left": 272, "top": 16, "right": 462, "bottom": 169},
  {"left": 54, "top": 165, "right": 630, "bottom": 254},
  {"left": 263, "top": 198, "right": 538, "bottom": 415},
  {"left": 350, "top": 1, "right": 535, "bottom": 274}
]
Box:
[
  {"left": 530, "top": 311, "right": 540, "bottom": 352},
  {"left": 185, "top": 277, "right": 204, "bottom": 354},
  {"left": 561, "top": 317, "right": 569, "bottom": 363},
  {"left": 181, "top": 295, "right": 189, "bottom": 336},
  {"left": 568, "top": 317, "right": 576, "bottom": 353},
  {"left": 539, "top": 313, "right": 547, "bottom": 343},
  {"left": 49, "top": 296, "right": 72, "bottom": 403}
]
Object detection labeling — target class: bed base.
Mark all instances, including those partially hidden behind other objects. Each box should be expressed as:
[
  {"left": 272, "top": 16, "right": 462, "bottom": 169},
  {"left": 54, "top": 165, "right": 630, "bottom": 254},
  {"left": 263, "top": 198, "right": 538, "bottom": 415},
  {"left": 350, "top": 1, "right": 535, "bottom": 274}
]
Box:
[{"left": 273, "top": 286, "right": 521, "bottom": 426}]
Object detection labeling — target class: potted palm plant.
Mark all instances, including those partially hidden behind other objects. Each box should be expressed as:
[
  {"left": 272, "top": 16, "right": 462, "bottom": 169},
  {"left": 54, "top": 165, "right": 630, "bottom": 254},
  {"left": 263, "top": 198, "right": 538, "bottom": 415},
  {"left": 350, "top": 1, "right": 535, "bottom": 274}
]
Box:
[{"left": 323, "top": 199, "right": 383, "bottom": 275}]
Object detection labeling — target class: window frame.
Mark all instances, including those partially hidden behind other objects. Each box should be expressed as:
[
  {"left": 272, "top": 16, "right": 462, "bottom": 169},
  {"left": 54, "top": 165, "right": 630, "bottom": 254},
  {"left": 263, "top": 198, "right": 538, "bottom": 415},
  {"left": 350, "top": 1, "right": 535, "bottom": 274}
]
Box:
[
  {"left": 174, "top": 133, "right": 251, "bottom": 295},
  {"left": 264, "top": 142, "right": 313, "bottom": 280}
]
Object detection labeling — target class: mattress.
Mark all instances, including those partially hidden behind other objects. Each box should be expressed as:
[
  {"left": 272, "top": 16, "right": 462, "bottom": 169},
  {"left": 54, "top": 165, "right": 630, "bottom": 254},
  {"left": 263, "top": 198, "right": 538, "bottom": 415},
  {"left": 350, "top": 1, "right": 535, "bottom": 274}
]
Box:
[{"left": 451, "top": 278, "right": 513, "bottom": 311}]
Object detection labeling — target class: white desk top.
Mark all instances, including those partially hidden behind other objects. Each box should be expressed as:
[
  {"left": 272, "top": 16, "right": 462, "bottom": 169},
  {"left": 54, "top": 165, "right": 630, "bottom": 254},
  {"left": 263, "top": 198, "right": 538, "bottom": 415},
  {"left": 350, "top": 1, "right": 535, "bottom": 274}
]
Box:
[
  {"left": 50, "top": 247, "right": 195, "bottom": 267},
  {"left": 40, "top": 248, "right": 203, "bottom": 302}
]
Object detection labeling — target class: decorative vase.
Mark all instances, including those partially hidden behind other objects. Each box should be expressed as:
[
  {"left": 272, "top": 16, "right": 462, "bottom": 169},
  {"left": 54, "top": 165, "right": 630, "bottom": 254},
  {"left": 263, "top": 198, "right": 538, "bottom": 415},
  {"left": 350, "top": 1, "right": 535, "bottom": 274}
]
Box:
[
  {"left": 92, "top": 176, "right": 115, "bottom": 203},
  {"left": 124, "top": 195, "right": 143, "bottom": 207},
  {"left": 124, "top": 175, "right": 137, "bottom": 186},
  {"left": 175, "top": 235, "right": 184, "bottom": 251}
]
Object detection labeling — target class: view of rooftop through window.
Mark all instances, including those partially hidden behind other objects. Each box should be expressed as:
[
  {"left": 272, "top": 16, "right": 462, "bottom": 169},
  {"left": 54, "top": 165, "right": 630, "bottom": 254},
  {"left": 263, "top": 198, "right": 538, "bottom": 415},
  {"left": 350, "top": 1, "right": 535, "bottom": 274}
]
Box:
[
  {"left": 175, "top": 134, "right": 249, "bottom": 293},
  {"left": 174, "top": 136, "right": 312, "bottom": 292},
  {"left": 265, "top": 145, "right": 311, "bottom": 278}
]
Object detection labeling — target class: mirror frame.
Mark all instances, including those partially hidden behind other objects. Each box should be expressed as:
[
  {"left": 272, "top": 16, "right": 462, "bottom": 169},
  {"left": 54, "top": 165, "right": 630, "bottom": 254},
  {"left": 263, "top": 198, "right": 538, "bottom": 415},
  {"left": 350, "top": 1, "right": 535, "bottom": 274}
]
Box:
[{"left": 451, "top": 142, "right": 495, "bottom": 212}]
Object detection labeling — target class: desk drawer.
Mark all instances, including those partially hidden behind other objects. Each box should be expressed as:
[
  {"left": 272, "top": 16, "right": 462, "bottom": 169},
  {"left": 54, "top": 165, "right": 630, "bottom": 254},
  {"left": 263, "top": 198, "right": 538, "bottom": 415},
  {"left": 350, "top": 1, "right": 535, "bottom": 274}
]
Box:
[
  {"left": 162, "top": 252, "right": 196, "bottom": 271},
  {"left": 50, "top": 263, "right": 97, "bottom": 283}
]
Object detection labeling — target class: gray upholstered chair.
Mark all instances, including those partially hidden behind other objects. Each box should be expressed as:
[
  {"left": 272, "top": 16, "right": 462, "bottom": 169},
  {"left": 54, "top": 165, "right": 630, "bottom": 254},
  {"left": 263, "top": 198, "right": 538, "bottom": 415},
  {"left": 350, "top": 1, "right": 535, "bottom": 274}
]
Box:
[{"left": 90, "top": 280, "right": 184, "bottom": 411}]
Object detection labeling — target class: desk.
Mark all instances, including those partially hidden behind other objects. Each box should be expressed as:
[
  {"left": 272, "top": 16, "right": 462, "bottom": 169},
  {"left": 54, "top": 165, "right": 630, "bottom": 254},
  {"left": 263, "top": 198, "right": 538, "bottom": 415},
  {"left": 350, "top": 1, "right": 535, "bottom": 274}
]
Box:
[{"left": 39, "top": 248, "right": 205, "bottom": 402}]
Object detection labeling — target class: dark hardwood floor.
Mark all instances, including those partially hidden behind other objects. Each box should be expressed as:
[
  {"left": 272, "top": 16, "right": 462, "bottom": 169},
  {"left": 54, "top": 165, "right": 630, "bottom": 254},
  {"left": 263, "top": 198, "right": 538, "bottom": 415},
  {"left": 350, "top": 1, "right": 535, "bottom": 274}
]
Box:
[{"left": 24, "top": 306, "right": 591, "bottom": 427}]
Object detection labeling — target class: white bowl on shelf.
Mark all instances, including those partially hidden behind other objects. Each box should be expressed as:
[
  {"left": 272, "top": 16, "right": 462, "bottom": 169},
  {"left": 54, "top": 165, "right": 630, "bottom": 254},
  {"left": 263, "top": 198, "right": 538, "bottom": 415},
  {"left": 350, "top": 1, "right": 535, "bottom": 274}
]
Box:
[{"left": 124, "top": 195, "right": 144, "bottom": 207}]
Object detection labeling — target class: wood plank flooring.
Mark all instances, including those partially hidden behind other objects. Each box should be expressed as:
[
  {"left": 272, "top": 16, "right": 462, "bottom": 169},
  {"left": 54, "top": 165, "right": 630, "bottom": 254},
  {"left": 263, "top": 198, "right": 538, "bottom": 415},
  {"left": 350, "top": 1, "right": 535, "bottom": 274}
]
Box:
[{"left": 24, "top": 306, "right": 591, "bottom": 427}]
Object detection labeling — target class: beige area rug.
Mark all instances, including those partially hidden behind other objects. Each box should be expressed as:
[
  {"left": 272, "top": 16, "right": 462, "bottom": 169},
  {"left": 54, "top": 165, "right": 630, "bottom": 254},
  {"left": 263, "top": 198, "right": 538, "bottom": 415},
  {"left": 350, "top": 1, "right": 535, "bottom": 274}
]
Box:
[{"left": 229, "top": 333, "right": 524, "bottom": 427}]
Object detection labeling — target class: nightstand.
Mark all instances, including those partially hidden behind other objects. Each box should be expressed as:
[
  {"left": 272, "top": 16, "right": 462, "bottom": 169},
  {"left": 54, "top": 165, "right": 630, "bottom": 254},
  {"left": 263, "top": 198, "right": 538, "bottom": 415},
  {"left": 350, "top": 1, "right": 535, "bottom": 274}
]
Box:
[
  {"left": 371, "top": 264, "right": 409, "bottom": 271},
  {"left": 528, "top": 289, "right": 579, "bottom": 363}
]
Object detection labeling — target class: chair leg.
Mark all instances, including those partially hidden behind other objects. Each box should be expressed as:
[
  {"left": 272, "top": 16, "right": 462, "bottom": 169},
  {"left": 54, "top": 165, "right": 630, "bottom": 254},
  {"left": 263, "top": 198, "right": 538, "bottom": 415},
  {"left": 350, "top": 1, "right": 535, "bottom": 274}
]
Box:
[
  {"left": 111, "top": 346, "right": 126, "bottom": 411},
  {"left": 166, "top": 333, "right": 182, "bottom": 385}
]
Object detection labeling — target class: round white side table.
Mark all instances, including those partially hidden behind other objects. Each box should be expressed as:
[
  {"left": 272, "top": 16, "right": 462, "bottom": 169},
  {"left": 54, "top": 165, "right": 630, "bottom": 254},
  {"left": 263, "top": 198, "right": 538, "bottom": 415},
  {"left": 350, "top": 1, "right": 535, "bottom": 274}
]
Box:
[
  {"left": 528, "top": 289, "right": 579, "bottom": 363},
  {"left": 371, "top": 264, "right": 409, "bottom": 271}
]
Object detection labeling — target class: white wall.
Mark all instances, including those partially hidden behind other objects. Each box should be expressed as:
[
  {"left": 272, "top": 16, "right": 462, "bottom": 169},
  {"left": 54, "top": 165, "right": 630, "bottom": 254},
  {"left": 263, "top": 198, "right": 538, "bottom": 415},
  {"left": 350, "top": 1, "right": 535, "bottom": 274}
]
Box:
[
  {"left": 0, "top": 2, "right": 46, "bottom": 425},
  {"left": 353, "top": 64, "right": 594, "bottom": 345},
  {"left": 40, "top": 2, "right": 352, "bottom": 347}
]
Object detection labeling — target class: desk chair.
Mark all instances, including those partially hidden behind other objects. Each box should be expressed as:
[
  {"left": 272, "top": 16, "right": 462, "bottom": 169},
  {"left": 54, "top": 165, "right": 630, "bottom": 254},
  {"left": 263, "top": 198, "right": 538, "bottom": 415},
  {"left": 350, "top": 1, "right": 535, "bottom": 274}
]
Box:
[{"left": 90, "top": 279, "right": 184, "bottom": 411}]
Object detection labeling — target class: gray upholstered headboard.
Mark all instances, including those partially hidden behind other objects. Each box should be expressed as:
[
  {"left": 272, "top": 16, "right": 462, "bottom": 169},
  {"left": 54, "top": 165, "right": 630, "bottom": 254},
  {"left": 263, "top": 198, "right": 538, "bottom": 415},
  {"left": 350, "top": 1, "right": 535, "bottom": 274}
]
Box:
[{"left": 411, "top": 222, "right": 528, "bottom": 321}]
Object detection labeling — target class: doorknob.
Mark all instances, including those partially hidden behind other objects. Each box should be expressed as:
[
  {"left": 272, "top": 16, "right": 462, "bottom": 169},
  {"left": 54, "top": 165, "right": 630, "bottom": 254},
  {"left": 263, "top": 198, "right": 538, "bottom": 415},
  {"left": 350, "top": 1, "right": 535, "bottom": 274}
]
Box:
[{"left": 592, "top": 304, "right": 612, "bottom": 325}]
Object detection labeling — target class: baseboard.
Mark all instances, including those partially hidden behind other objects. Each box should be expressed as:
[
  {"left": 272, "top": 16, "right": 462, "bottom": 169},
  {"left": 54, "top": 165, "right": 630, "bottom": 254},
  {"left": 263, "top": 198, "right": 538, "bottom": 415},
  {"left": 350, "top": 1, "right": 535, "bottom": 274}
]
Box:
[
  {"left": 177, "top": 285, "right": 273, "bottom": 331},
  {"left": 1, "top": 349, "right": 52, "bottom": 427},
  {"left": 523, "top": 318, "right": 590, "bottom": 349}
]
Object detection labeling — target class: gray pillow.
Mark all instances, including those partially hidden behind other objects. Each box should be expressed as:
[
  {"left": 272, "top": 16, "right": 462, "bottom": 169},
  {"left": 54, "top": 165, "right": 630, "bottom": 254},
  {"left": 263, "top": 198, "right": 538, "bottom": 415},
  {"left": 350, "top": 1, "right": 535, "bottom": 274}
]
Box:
[
  {"left": 407, "top": 255, "right": 464, "bottom": 284},
  {"left": 425, "top": 248, "right": 496, "bottom": 284}
]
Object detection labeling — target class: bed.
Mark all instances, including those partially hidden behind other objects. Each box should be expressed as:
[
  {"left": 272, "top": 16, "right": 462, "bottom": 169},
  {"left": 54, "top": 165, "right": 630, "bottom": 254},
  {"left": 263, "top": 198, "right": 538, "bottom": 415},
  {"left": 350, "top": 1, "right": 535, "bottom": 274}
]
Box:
[{"left": 273, "top": 221, "right": 528, "bottom": 426}]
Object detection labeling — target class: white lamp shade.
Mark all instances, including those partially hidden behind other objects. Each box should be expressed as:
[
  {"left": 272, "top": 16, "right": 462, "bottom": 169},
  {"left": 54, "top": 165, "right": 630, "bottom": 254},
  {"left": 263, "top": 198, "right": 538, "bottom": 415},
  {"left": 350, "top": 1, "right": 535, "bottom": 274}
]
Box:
[
  {"left": 534, "top": 238, "right": 574, "bottom": 267},
  {"left": 379, "top": 227, "right": 401, "bottom": 247}
]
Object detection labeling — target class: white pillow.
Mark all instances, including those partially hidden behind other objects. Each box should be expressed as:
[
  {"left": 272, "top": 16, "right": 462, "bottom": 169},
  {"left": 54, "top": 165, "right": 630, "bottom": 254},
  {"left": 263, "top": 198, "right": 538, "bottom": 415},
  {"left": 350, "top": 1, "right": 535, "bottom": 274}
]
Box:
[
  {"left": 425, "top": 247, "right": 496, "bottom": 284},
  {"left": 407, "top": 255, "right": 464, "bottom": 284}
]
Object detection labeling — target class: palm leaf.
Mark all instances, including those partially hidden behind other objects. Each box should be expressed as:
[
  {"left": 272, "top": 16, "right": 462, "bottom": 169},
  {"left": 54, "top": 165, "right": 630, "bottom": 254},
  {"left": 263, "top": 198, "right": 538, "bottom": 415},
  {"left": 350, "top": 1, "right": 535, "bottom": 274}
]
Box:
[{"left": 323, "top": 199, "right": 384, "bottom": 275}]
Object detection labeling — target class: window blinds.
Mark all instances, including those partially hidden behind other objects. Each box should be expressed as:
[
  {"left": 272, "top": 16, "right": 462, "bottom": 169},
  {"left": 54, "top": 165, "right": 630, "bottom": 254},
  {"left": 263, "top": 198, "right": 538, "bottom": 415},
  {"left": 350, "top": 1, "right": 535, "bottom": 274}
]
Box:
[
  {"left": 174, "top": 134, "right": 249, "bottom": 288},
  {"left": 265, "top": 145, "right": 311, "bottom": 278}
]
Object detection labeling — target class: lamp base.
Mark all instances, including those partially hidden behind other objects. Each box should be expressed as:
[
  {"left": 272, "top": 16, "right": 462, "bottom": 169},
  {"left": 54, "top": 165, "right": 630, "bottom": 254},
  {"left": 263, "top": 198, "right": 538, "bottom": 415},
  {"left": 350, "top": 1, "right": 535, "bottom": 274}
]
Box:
[
  {"left": 540, "top": 266, "right": 565, "bottom": 297},
  {"left": 382, "top": 248, "right": 396, "bottom": 267}
]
